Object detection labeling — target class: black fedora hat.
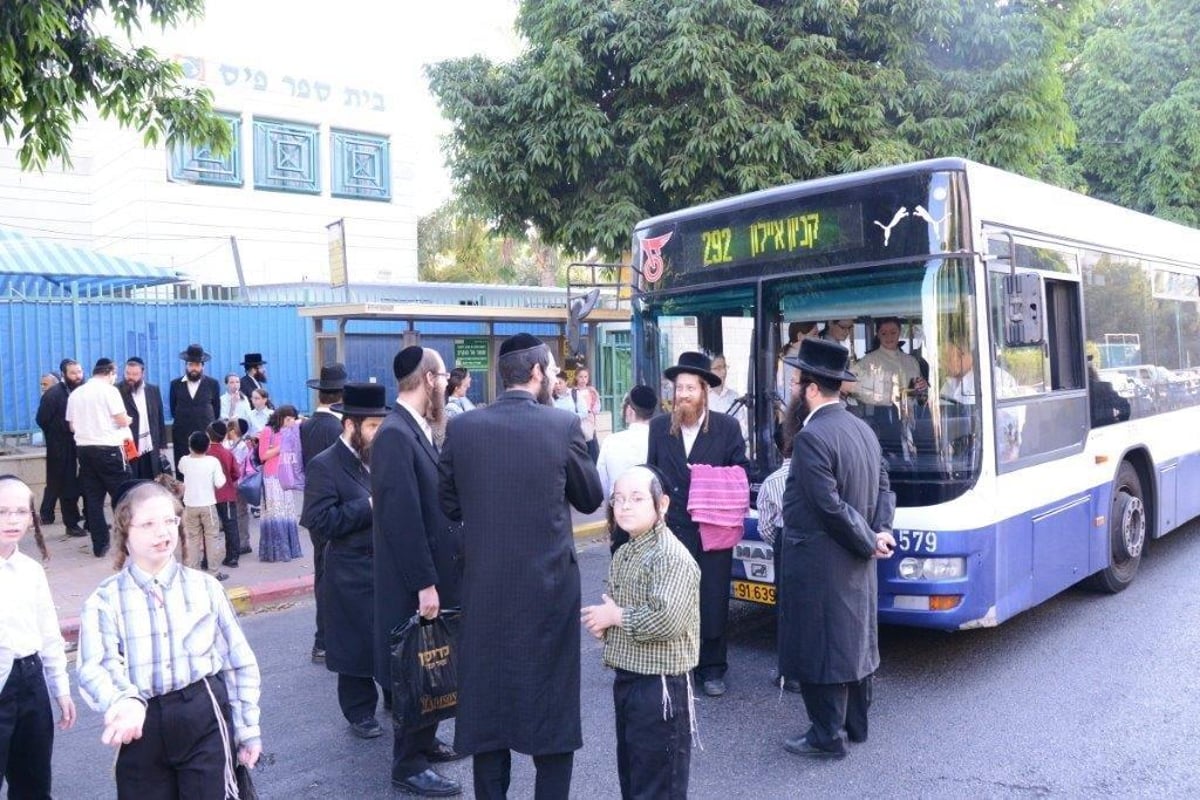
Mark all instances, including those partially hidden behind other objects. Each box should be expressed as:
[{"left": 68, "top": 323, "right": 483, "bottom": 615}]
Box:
[
  {"left": 331, "top": 382, "right": 391, "bottom": 417},
  {"left": 241, "top": 353, "right": 267, "bottom": 367},
  {"left": 306, "top": 362, "right": 348, "bottom": 391},
  {"left": 663, "top": 351, "right": 720, "bottom": 387},
  {"left": 179, "top": 343, "right": 211, "bottom": 363},
  {"left": 783, "top": 338, "right": 857, "bottom": 382}
]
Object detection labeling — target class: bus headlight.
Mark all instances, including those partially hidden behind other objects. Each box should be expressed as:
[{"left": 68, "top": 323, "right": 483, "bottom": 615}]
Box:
[{"left": 897, "top": 557, "right": 966, "bottom": 580}]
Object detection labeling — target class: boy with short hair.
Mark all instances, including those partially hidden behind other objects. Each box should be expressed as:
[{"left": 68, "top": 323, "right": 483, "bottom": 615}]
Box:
[{"left": 178, "top": 430, "right": 228, "bottom": 581}]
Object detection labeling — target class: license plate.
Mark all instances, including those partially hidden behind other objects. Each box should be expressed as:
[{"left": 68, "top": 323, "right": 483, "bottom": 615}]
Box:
[{"left": 731, "top": 580, "right": 776, "bottom": 605}]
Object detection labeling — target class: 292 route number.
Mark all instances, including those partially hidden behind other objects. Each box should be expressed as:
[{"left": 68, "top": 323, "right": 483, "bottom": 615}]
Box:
[{"left": 896, "top": 530, "right": 938, "bottom": 553}]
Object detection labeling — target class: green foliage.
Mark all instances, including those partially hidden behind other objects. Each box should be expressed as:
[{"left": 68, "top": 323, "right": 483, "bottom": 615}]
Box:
[
  {"left": 0, "top": 0, "right": 230, "bottom": 170},
  {"left": 417, "top": 200, "right": 570, "bottom": 286},
  {"left": 1068, "top": 0, "right": 1200, "bottom": 225},
  {"left": 428, "top": 0, "right": 1087, "bottom": 256}
]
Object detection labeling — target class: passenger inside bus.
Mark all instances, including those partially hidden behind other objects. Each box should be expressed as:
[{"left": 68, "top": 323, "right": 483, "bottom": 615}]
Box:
[
  {"left": 708, "top": 354, "right": 749, "bottom": 441},
  {"left": 854, "top": 317, "right": 929, "bottom": 463}
]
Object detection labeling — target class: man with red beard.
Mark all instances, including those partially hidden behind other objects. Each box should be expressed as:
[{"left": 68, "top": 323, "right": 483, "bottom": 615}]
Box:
[
  {"left": 647, "top": 352, "right": 749, "bottom": 697},
  {"left": 371, "top": 347, "right": 465, "bottom": 797}
]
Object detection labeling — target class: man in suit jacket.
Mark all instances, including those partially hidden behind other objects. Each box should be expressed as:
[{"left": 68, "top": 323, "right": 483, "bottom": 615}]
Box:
[
  {"left": 439, "top": 333, "right": 603, "bottom": 800},
  {"left": 240, "top": 352, "right": 268, "bottom": 395},
  {"left": 777, "top": 337, "right": 897, "bottom": 760},
  {"left": 647, "top": 351, "right": 749, "bottom": 698},
  {"left": 373, "top": 348, "right": 464, "bottom": 797},
  {"left": 299, "top": 362, "right": 347, "bottom": 665},
  {"left": 118, "top": 357, "right": 167, "bottom": 480},
  {"left": 35, "top": 358, "right": 85, "bottom": 532},
  {"left": 301, "top": 384, "right": 389, "bottom": 741},
  {"left": 168, "top": 344, "right": 222, "bottom": 474}
]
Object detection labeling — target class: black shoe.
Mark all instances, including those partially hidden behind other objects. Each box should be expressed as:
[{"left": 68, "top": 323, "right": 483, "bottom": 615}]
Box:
[
  {"left": 311, "top": 648, "right": 326, "bottom": 664},
  {"left": 222, "top": 559, "right": 239, "bottom": 568},
  {"left": 65, "top": 526, "right": 87, "bottom": 538},
  {"left": 349, "top": 717, "right": 383, "bottom": 739},
  {"left": 391, "top": 769, "right": 461, "bottom": 797},
  {"left": 769, "top": 669, "right": 802, "bottom": 694},
  {"left": 424, "top": 738, "right": 466, "bottom": 763},
  {"left": 701, "top": 679, "right": 726, "bottom": 697},
  {"left": 783, "top": 736, "right": 846, "bottom": 759},
  {"left": 214, "top": 572, "right": 230, "bottom": 582},
  {"left": 847, "top": 731, "right": 868, "bottom": 744},
  {"left": 40, "top": 515, "right": 54, "bottom": 525},
  {"left": 94, "top": 546, "right": 110, "bottom": 558},
  {"left": 239, "top": 546, "right": 253, "bottom": 556}
]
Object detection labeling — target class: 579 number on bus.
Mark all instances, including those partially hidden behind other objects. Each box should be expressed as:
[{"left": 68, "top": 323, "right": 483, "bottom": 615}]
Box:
[{"left": 896, "top": 530, "right": 938, "bottom": 553}]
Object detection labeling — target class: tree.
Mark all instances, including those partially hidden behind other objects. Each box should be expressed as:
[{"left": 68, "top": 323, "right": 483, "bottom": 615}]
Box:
[
  {"left": 417, "top": 200, "right": 568, "bottom": 286},
  {"left": 0, "top": 0, "right": 230, "bottom": 170},
  {"left": 1068, "top": 0, "right": 1200, "bottom": 226},
  {"left": 428, "top": 0, "right": 1089, "bottom": 257}
]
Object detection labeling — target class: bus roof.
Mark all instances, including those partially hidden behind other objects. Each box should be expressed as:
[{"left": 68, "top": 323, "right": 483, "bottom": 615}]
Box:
[{"left": 635, "top": 158, "right": 1200, "bottom": 269}]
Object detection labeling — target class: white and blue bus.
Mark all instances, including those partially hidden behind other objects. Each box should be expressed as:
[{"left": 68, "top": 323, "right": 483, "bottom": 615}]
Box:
[{"left": 630, "top": 158, "right": 1200, "bottom": 630}]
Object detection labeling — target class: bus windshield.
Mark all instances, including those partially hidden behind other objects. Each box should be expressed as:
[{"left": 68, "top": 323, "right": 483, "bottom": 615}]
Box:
[{"left": 643, "top": 258, "right": 982, "bottom": 507}]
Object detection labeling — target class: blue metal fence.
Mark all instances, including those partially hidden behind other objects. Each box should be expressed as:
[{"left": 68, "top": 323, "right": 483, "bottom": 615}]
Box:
[{"left": 1, "top": 297, "right": 312, "bottom": 436}]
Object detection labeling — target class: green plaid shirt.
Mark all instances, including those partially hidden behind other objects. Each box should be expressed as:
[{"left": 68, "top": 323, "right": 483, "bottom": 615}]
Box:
[{"left": 602, "top": 522, "right": 700, "bottom": 676}]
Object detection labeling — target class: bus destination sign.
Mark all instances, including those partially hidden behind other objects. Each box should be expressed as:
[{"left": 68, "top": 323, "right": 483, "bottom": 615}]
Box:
[{"left": 681, "top": 202, "right": 864, "bottom": 272}]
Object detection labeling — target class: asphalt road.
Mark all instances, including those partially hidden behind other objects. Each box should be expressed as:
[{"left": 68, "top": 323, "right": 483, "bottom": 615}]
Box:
[{"left": 48, "top": 521, "right": 1200, "bottom": 799}]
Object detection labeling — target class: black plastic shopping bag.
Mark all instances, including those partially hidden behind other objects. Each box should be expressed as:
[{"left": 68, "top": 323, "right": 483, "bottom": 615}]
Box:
[{"left": 389, "top": 609, "right": 461, "bottom": 730}]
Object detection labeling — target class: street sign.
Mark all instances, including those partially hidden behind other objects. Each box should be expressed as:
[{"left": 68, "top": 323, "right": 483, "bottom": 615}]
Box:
[
  {"left": 454, "top": 337, "right": 490, "bottom": 370},
  {"left": 327, "top": 219, "right": 348, "bottom": 289}
]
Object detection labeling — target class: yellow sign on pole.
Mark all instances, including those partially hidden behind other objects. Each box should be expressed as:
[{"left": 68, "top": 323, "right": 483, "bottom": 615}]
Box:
[{"left": 327, "top": 219, "right": 348, "bottom": 289}]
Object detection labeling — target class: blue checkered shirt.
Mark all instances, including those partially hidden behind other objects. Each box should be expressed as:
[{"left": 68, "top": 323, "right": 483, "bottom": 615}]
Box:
[{"left": 76, "top": 560, "right": 262, "bottom": 745}]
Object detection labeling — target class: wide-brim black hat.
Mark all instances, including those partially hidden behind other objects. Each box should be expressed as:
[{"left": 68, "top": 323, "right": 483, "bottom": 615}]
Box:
[
  {"left": 306, "top": 362, "right": 348, "bottom": 390},
  {"left": 331, "top": 382, "right": 391, "bottom": 417},
  {"left": 783, "top": 337, "right": 857, "bottom": 382},
  {"left": 663, "top": 351, "right": 720, "bottom": 387},
  {"left": 179, "top": 344, "right": 211, "bottom": 363},
  {"left": 240, "top": 353, "right": 267, "bottom": 367}
]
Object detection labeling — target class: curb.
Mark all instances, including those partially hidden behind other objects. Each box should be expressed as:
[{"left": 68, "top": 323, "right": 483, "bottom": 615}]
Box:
[{"left": 61, "top": 522, "right": 606, "bottom": 642}]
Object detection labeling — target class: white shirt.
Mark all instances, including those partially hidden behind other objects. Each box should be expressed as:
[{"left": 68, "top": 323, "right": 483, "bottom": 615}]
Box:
[
  {"left": 397, "top": 399, "right": 433, "bottom": 446},
  {"left": 220, "top": 393, "right": 251, "bottom": 420},
  {"left": 0, "top": 548, "right": 70, "bottom": 699},
  {"left": 129, "top": 384, "right": 153, "bottom": 454},
  {"left": 596, "top": 422, "right": 650, "bottom": 497},
  {"left": 855, "top": 347, "right": 923, "bottom": 405},
  {"left": 681, "top": 411, "right": 707, "bottom": 457},
  {"left": 66, "top": 376, "right": 130, "bottom": 447},
  {"left": 246, "top": 407, "right": 271, "bottom": 436},
  {"left": 178, "top": 454, "right": 227, "bottom": 507}
]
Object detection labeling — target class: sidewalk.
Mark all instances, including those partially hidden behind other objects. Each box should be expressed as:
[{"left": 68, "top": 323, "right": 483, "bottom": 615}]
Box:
[{"left": 29, "top": 507, "right": 609, "bottom": 645}]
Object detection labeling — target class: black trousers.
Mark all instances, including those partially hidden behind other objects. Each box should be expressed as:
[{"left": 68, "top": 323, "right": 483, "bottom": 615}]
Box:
[
  {"left": 129, "top": 450, "right": 162, "bottom": 481},
  {"left": 613, "top": 670, "right": 691, "bottom": 800},
  {"left": 115, "top": 675, "right": 233, "bottom": 800},
  {"left": 214, "top": 502, "right": 239, "bottom": 565},
  {"left": 696, "top": 547, "right": 733, "bottom": 681},
  {"left": 309, "top": 529, "right": 328, "bottom": 650},
  {"left": 337, "top": 674, "right": 378, "bottom": 724},
  {"left": 798, "top": 674, "right": 874, "bottom": 754},
  {"left": 0, "top": 654, "right": 54, "bottom": 799},
  {"left": 76, "top": 445, "right": 130, "bottom": 555},
  {"left": 473, "top": 749, "right": 573, "bottom": 800},
  {"left": 40, "top": 453, "right": 82, "bottom": 529},
  {"left": 378, "top": 688, "right": 438, "bottom": 781}
]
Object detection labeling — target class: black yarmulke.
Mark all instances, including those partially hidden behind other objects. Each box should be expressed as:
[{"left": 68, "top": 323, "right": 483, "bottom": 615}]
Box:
[
  {"left": 113, "top": 479, "right": 153, "bottom": 508},
  {"left": 628, "top": 385, "right": 658, "bottom": 414},
  {"left": 499, "top": 333, "right": 544, "bottom": 358},
  {"left": 393, "top": 346, "right": 424, "bottom": 381},
  {"left": 94, "top": 357, "right": 114, "bottom": 371}
]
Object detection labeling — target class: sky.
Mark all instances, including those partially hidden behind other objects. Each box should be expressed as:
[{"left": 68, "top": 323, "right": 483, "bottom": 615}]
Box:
[{"left": 138, "top": 0, "right": 523, "bottom": 216}]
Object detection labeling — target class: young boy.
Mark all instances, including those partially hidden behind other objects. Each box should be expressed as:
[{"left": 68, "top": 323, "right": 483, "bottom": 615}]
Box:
[
  {"left": 206, "top": 422, "right": 242, "bottom": 568},
  {"left": 582, "top": 465, "right": 700, "bottom": 800},
  {"left": 177, "top": 430, "right": 228, "bottom": 581},
  {"left": 77, "top": 480, "right": 262, "bottom": 797}
]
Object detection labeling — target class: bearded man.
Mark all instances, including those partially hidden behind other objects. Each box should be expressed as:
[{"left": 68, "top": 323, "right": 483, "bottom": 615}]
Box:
[
  {"left": 647, "top": 351, "right": 749, "bottom": 697},
  {"left": 168, "top": 344, "right": 221, "bottom": 474},
  {"left": 371, "top": 347, "right": 466, "bottom": 797},
  {"left": 118, "top": 357, "right": 167, "bottom": 480},
  {"left": 36, "top": 358, "right": 85, "bottom": 531}
]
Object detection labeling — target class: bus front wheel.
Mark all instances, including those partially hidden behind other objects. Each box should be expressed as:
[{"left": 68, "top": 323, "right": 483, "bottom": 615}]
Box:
[{"left": 1089, "top": 461, "right": 1146, "bottom": 594}]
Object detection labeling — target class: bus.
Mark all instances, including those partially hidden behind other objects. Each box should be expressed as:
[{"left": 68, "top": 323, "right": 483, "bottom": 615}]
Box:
[{"left": 629, "top": 158, "right": 1200, "bottom": 630}]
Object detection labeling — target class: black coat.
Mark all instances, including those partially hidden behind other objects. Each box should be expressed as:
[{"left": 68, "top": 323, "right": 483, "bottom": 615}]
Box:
[
  {"left": 438, "top": 390, "right": 603, "bottom": 756},
  {"left": 300, "top": 410, "right": 342, "bottom": 469},
  {"left": 646, "top": 412, "right": 748, "bottom": 644},
  {"left": 119, "top": 382, "right": 166, "bottom": 450},
  {"left": 372, "top": 406, "right": 463, "bottom": 689},
  {"left": 778, "top": 402, "right": 896, "bottom": 684},
  {"left": 168, "top": 375, "right": 221, "bottom": 470},
  {"left": 241, "top": 372, "right": 264, "bottom": 396},
  {"left": 36, "top": 382, "right": 78, "bottom": 493},
  {"left": 301, "top": 440, "right": 374, "bottom": 677}
]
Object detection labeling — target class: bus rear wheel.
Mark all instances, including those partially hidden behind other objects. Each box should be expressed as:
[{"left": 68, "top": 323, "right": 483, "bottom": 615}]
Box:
[{"left": 1088, "top": 461, "right": 1146, "bottom": 594}]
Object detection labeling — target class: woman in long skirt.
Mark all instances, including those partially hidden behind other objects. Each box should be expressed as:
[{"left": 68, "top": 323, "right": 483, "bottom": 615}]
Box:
[{"left": 257, "top": 405, "right": 304, "bottom": 562}]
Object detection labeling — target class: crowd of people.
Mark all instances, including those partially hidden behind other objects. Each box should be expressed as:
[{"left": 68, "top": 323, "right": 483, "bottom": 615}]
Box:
[{"left": 4, "top": 325, "right": 906, "bottom": 799}]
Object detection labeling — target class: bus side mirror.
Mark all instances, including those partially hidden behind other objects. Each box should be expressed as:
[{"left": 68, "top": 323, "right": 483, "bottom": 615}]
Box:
[{"left": 1003, "top": 273, "right": 1044, "bottom": 347}]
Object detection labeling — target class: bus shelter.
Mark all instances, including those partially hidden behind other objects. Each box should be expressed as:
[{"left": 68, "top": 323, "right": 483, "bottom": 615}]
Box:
[{"left": 299, "top": 302, "right": 631, "bottom": 406}]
